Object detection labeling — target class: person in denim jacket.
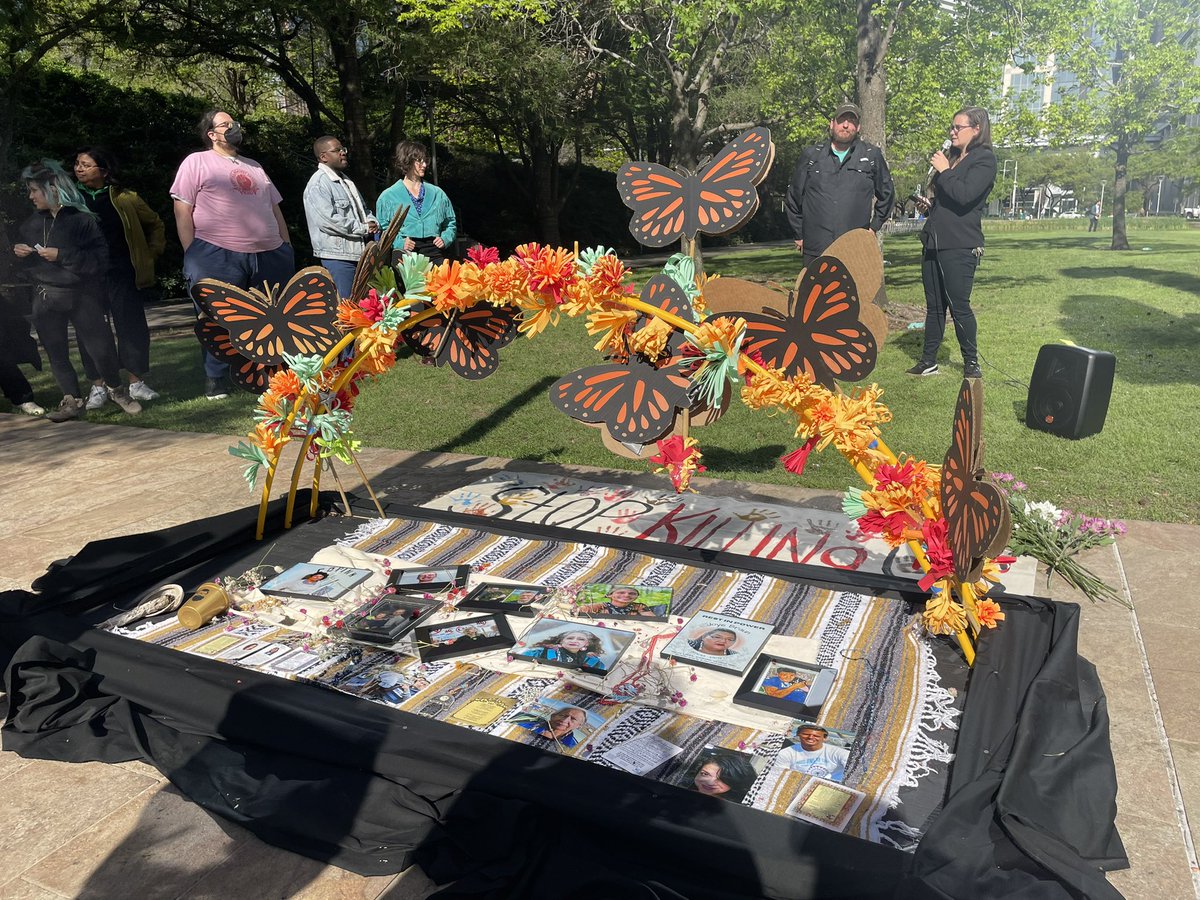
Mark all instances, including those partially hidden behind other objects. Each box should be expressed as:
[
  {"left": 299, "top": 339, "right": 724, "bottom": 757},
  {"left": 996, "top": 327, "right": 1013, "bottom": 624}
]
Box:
[{"left": 302, "top": 136, "right": 377, "bottom": 298}]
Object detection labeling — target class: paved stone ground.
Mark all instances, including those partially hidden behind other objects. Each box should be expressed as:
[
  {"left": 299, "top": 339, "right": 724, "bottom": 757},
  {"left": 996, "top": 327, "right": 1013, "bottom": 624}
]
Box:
[{"left": 0, "top": 414, "right": 1196, "bottom": 900}]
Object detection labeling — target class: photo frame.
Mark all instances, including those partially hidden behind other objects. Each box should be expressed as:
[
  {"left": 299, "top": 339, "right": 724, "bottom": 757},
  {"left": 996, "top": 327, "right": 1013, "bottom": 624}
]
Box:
[
  {"left": 673, "top": 745, "right": 765, "bottom": 804},
  {"left": 507, "top": 697, "right": 606, "bottom": 750},
  {"left": 732, "top": 654, "right": 838, "bottom": 719},
  {"left": 259, "top": 563, "right": 372, "bottom": 601},
  {"left": 572, "top": 582, "right": 672, "bottom": 621},
  {"left": 658, "top": 610, "right": 774, "bottom": 675},
  {"left": 388, "top": 565, "right": 470, "bottom": 595},
  {"left": 413, "top": 614, "right": 516, "bottom": 661},
  {"left": 511, "top": 619, "right": 636, "bottom": 675},
  {"left": 343, "top": 595, "right": 440, "bottom": 645},
  {"left": 457, "top": 582, "right": 550, "bottom": 617}
]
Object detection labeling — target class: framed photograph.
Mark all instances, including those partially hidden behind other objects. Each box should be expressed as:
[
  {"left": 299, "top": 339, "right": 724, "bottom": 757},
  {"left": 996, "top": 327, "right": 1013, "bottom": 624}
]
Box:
[
  {"left": 413, "top": 614, "right": 515, "bottom": 661},
  {"left": 507, "top": 697, "right": 605, "bottom": 750},
  {"left": 658, "top": 611, "right": 774, "bottom": 675},
  {"left": 785, "top": 778, "right": 866, "bottom": 832},
  {"left": 732, "top": 655, "right": 838, "bottom": 719},
  {"left": 572, "top": 582, "right": 672, "bottom": 621},
  {"left": 343, "top": 596, "right": 439, "bottom": 645},
  {"left": 771, "top": 722, "right": 858, "bottom": 784},
  {"left": 258, "top": 563, "right": 372, "bottom": 601},
  {"left": 388, "top": 565, "right": 470, "bottom": 595},
  {"left": 511, "top": 619, "right": 636, "bottom": 676},
  {"left": 457, "top": 582, "right": 550, "bottom": 617},
  {"left": 674, "top": 746, "right": 765, "bottom": 804}
]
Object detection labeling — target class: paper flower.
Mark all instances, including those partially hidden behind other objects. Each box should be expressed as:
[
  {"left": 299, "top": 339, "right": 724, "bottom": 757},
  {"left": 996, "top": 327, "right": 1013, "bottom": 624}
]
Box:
[
  {"left": 686, "top": 316, "right": 746, "bottom": 409},
  {"left": 586, "top": 307, "right": 637, "bottom": 355},
  {"left": 467, "top": 244, "right": 500, "bottom": 266},
  {"left": 922, "top": 583, "right": 967, "bottom": 635},
  {"left": 628, "top": 317, "right": 673, "bottom": 361},
  {"left": 229, "top": 440, "right": 272, "bottom": 490},
  {"left": 650, "top": 435, "right": 706, "bottom": 493},
  {"left": 397, "top": 252, "right": 432, "bottom": 300},
  {"left": 975, "top": 598, "right": 1006, "bottom": 629},
  {"left": 781, "top": 436, "right": 820, "bottom": 476}
]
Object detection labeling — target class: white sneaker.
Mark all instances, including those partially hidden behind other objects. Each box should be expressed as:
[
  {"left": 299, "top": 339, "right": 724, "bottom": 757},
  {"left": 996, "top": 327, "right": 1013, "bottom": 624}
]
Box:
[
  {"left": 17, "top": 401, "right": 45, "bottom": 416},
  {"left": 85, "top": 383, "right": 109, "bottom": 410},
  {"left": 129, "top": 381, "right": 160, "bottom": 402}
]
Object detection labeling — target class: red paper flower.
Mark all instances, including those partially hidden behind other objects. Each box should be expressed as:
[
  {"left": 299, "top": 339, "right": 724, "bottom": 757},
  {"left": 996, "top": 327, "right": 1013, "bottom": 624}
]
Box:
[
  {"left": 467, "top": 244, "right": 500, "bottom": 266},
  {"left": 781, "top": 435, "right": 820, "bottom": 475},
  {"left": 650, "top": 435, "right": 706, "bottom": 493},
  {"left": 919, "top": 517, "right": 956, "bottom": 590},
  {"left": 360, "top": 289, "right": 385, "bottom": 323}
]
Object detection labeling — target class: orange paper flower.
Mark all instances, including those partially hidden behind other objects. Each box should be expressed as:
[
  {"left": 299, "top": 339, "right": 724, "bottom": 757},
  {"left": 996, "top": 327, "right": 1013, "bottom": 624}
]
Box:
[
  {"left": 975, "top": 599, "right": 1006, "bottom": 629},
  {"left": 268, "top": 369, "right": 303, "bottom": 400},
  {"left": 628, "top": 317, "right": 673, "bottom": 361},
  {"left": 586, "top": 307, "right": 637, "bottom": 355}
]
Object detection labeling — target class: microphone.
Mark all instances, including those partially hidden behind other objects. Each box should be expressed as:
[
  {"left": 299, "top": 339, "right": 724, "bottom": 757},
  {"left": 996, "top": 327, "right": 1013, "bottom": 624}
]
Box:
[{"left": 909, "top": 140, "right": 953, "bottom": 206}]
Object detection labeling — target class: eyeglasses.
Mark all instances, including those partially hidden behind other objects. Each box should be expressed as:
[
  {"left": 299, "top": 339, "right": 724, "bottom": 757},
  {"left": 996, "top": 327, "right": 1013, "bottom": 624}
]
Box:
[
  {"left": 325, "top": 147, "right": 348, "bottom": 155},
  {"left": 949, "top": 123, "right": 975, "bottom": 133},
  {"left": 212, "top": 121, "right": 239, "bottom": 132}
]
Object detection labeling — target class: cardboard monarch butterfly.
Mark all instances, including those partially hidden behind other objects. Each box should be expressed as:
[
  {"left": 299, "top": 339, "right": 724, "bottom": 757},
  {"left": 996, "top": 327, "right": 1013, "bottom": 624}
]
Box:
[
  {"left": 549, "top": 274, "right": 703, "bottom": 446},
  {"left": 193, "top": 319, "right": 281, "bottom": 394},
  {"left": 617, "top": 127, "right": 775, "bottom": 248},
  {"left": 401, "top": 301, "right": 519, "bottom": 380},
  {"left": 940, "top": 378, "right": 1012, "bottom": 583},
  {"left": 725, "top": 255, "right": 879, "bottom": 389},
  {"left": 192, "top": 267, "right": 341, "bottom": 367}
]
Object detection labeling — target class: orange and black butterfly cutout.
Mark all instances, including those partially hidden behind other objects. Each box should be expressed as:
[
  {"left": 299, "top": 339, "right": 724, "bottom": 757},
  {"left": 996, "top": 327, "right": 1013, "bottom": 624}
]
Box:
[
  {"left": 617, "top": 127, "right": 775, "bottom": 248},
  {"left": 940, "top": 379, "right": 1012, "bottom": 584},
  {"left": 722, "top": 255, "right": 878, "bottom": 389},
  {"left": 550, "top": 274, "right": 700, "bottom": 446},
  {"left": 192, "top": 267, "right": 340, "bottom": 367},
  {"left": 401, "top": 301, "right": 519, "bottom": 380},
  {"left": 194, "top": 319, "right": 281, "bottom": 394}
]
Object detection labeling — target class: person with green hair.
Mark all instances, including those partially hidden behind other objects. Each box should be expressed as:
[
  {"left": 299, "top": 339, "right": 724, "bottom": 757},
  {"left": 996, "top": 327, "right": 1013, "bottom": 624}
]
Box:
[{"left": 11, "top": 160, "right": 141, "bottom": 421}]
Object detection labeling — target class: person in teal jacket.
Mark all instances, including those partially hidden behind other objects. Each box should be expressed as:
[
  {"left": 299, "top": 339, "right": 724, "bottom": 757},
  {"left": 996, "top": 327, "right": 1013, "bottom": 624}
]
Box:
[{"left": 375, "top": 141, "right": 456, "bottom": 265}]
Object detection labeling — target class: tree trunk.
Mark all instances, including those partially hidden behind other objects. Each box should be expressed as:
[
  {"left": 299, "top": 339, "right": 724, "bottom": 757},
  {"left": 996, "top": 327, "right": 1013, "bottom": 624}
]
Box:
[
  {"left": 327, "top": 14, "right": 377, "bottom": 206},
  {"left": 388, "top": 76, "right": 408, "bottom": 170},
  {"left": 1111, "top": 139, "right": 1130, "bottom": 251},
  {"left": 856, "top": 2, "right": 887, "bottom": 150},
  {"left": 527, "top": 123, "right": 562, "bottom": 245}
]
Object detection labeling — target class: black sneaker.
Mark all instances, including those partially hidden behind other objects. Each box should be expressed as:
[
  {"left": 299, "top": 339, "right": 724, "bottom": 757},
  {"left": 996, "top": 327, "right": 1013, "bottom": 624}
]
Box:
[
  {"left": 204, "top": 377, "right": 230, "bottom": 401},
  {"left": 963, "top": 360, "right": 983, "bottom": 378},
  {"left": 905, "top": 361, "right": 939, "bottom": 376}
]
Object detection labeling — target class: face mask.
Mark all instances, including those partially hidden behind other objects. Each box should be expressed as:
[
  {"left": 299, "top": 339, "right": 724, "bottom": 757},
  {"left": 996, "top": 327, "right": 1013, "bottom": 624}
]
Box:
[{"left": 223, "top": 124, "right": 244, "bottom": 147}]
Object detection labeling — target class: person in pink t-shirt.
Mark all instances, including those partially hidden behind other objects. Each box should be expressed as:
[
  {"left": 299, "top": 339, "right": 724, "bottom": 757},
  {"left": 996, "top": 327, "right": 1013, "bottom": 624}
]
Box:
[{"left": 170, "top": 110, "right": 294, "bottom": 399}]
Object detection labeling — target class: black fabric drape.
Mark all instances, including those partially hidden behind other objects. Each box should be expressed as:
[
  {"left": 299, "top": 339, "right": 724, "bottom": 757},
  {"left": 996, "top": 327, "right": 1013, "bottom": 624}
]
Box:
[
  {"left": 904, "top": 598, "right": 1127, "bottom": 899},
  {"left": 1, "top": 501, "right": 1125, "bottom": 899}
]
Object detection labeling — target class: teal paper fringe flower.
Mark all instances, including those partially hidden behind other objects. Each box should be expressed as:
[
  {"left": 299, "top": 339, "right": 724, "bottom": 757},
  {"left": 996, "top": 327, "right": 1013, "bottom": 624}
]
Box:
[
  {"left": 397, "top": 253, "right": 432, "bottom": 300},
  {"left": 310, "top": 408, "right": 353, "bottom": 443},
  {"left": 663, "top": 253, "right": 700, "bottom": 302},
  {"left": 685, "top": 325, "right": 745, "bottom": 409},
  {"left": 842, "top": 486, "right": 868, "bottom": 519},
  {"left": 577, "top": 245, "right": 616, "bottom": 277},
  {"left": 377, "top": 290, "right": 410, "bottom": 331},
  {"left": 282, "top": 352, "right": 327, "bottom": 392},
  {"left": 229, "top": 441, "right": 271, "bottom": 491}
]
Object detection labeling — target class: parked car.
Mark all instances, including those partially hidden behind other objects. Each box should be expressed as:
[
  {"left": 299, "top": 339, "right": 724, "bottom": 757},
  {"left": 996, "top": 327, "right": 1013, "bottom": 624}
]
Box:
[{"left": 1184, "top": 207, "right": 1200, "bottom": 220}]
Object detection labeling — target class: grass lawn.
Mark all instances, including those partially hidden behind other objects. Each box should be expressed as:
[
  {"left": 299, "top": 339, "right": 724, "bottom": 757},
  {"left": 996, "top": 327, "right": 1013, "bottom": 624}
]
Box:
[{"left": 13, "top": 224, "right": 1198, "bottom": 525}]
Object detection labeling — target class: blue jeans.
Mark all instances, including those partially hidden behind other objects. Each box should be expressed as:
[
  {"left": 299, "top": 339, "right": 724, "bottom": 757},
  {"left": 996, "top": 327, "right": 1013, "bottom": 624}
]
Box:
[
  {"left": 183, "top": 239, "right": 296, "bottom": 378},
  {"left": 321, "top": 259, "right": 357, "bottom": 298}
]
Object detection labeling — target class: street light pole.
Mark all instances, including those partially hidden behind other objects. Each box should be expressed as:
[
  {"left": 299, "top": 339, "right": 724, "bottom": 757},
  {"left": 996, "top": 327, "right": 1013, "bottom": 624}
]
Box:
[
  {"left": 1156, "top": 175, "right": 1164, "bottom": 214},
  {"left": 1099, "top": 181, "right": 1105, "bottom": 215}
]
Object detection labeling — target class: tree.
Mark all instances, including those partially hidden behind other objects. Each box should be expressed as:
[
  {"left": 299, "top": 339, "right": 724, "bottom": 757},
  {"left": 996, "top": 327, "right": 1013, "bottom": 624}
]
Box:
[{"left": 1047, "top": 0, "right": 1200, "bottom": 248}]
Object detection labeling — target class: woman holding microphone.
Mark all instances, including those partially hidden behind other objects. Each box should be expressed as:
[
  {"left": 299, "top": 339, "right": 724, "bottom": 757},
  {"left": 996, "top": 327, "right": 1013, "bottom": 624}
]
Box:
[{"left": 908, "top": 106, "right": 996, "bottom": 379}]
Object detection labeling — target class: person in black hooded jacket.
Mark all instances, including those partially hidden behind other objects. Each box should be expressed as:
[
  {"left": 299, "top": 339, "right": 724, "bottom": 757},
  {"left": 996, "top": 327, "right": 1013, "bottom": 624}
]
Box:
[{"left": 11, "top": 161, "right": 141, "bottom": 421}]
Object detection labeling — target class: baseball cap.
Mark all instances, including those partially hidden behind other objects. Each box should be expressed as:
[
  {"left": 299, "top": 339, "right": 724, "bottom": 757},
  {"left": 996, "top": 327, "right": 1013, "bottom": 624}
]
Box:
[{"left": 832, "top": 102, "right": 862, "bottom": 120}]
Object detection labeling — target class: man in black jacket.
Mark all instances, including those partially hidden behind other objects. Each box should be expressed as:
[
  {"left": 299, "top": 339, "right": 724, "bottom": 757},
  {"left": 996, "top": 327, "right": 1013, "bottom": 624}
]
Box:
[{"left": 785, "top": 103, "right": 895, "bottom": 269}]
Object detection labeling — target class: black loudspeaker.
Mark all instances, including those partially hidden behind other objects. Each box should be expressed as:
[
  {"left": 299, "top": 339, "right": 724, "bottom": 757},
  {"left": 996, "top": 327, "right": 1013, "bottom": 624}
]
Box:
[{"left": 1026, "top": 344, "right": 1116, "bottom": 439}]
